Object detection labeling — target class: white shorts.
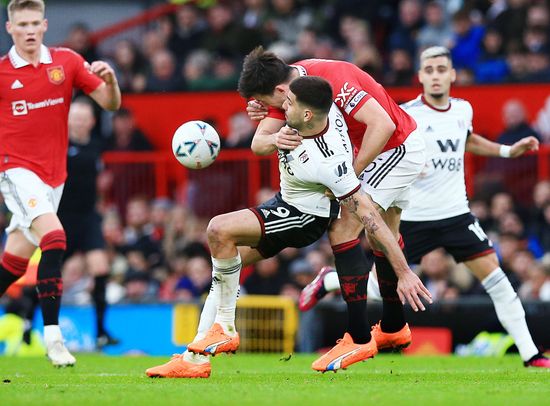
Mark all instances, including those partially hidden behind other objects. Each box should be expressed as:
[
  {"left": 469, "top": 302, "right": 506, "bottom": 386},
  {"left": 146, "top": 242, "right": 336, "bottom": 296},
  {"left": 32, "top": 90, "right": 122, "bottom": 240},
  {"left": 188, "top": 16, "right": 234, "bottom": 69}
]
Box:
[
  {"left": 1, "top": 168, "right": 64, "bottom": 246},
  {"left": 359, "top": 128, "right": 425, "bottom": 211}
]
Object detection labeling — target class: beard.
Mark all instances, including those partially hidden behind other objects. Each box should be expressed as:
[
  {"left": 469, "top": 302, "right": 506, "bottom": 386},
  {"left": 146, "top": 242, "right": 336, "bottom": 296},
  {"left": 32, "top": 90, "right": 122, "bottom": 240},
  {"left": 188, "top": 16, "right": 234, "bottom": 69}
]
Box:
[{"left": 429, "top": 92, "right": 444, "bottom": 99}]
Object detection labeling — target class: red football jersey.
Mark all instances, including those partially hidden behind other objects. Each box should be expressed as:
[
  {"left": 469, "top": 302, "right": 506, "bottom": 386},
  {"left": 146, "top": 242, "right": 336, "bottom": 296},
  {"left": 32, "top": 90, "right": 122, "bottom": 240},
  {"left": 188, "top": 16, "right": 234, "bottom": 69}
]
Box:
[
  {"left": 0, "top": 45, "right": 103, "bottom": 187},
  {"left": 267, "top": 59, "right": 417, "bottom": 152}
]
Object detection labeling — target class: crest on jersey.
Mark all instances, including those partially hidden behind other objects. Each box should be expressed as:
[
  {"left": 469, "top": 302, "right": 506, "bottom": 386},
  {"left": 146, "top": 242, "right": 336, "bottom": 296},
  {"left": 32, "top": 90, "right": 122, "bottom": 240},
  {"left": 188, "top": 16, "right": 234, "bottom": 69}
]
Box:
[
  {"left": 47, "top": 66, "right": 65, "bottom": 84},
  {"left": 299, "top": 151, "right": 309, "bottom": 163}
]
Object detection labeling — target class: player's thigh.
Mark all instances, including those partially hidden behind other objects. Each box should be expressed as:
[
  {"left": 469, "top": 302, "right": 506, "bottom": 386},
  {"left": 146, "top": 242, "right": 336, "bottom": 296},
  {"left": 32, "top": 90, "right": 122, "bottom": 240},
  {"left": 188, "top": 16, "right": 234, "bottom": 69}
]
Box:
[
  {"left": 399, "top": 220, "right": 441, "bottom": 265},
  {"left": 0, "top": 168, "right": 62, "bottom": 245},
  {"left": 85, "top": 249, "right": 110, "bottom": 276},
  {"left": 3, "top": 229, "right": 38, "bottom": 259},
  {"left": 441, "top": 213, "right": 495, "bottom": 264},
  {"left": 360, "top": 129, "right": 425, "bottom": 212},
  {"left": 238, "top": 247, "right": 265, "bottom": 267},
  {"left": 251, "top": 194, "right": 330, "bottom": 258},
  {"left": 207, "top": 209, "right": 262, "bottom": 247},
  {"left": 463, "top": 252, "right": 500, "bottom": 281}
]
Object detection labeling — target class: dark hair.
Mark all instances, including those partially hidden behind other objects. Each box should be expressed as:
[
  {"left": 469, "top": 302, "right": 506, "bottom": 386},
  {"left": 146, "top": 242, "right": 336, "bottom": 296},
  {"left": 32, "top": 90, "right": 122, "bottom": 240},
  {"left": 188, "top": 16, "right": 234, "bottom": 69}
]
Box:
[
  {"left": 238, "top": 46, "right": 293, "bottom": 98},
  {"left": 289, "top": 76, "right": 333, "bottom": 115}
]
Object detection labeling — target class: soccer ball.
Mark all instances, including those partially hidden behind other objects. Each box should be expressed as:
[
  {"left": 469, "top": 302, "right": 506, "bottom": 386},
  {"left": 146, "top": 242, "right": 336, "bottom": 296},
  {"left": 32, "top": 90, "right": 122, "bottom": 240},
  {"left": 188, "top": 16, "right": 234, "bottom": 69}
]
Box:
[{"left": 171, "top": 120, "right": 221, "bottom": 169}]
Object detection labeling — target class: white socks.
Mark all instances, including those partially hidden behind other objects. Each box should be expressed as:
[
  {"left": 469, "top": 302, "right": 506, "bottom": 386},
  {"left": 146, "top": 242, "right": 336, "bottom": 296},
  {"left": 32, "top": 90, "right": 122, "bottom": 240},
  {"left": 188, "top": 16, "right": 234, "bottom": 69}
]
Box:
[
  {"left": 323, "top": 269, "right": 340, "bottom": 291},
  {"left": 482, "top": 267, "right": 538, "bottom": 361},
  {"left": 212, "top": 254, "right": 242, "bottom": 336},
  {"left": 44, "top": 325, "right": 62, "bottom": 345}
]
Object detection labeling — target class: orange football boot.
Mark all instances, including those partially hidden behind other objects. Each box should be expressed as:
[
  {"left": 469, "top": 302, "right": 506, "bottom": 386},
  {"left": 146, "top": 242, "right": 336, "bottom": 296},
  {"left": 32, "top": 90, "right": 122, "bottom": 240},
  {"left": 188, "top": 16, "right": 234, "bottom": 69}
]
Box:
[
  {"left": 146, "top": 354, "right": 211, "bottom": 378},
  {"left": 312, "top": 333, "right": 377, "bottom": 372},
  {"left": 371, "top": 321, "right": 412, "bottom": 350},
  {"left": 187, "top": 323, "right": 240, "bottom": 356}
]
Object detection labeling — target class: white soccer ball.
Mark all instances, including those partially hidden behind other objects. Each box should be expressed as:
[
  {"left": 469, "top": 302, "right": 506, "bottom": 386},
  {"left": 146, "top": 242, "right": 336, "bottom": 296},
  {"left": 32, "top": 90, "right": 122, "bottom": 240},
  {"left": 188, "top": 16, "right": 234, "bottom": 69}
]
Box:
[{"left": 171, "top": 120, "right": 221, "bottom": 169}]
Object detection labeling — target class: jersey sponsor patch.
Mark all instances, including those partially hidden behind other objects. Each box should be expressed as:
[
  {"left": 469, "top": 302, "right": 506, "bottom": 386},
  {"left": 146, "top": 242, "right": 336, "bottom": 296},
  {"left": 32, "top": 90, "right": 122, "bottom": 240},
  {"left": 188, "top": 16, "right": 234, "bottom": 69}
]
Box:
[
  {"left": 335, "top": 82, "right": 357, "bottom": 109},
  {"left": 11, "top": 100, "right": 27, "bottom": 116},
  {"left": 344, "top": 90, "right": 368, "bottom": 114}
]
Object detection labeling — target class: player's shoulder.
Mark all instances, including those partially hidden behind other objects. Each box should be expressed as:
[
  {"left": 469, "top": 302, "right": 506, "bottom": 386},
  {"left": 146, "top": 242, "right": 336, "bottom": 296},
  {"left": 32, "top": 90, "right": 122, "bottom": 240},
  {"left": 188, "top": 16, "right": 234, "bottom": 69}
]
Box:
[
  {"left": 450, "top": 97, "right": 473, "bottom": 113},
  {"left": 49, "top": 47, "right": 84, "bottom": 61},
  {"left": 400, "top": 95, "right": 424, "bottom": 110}
]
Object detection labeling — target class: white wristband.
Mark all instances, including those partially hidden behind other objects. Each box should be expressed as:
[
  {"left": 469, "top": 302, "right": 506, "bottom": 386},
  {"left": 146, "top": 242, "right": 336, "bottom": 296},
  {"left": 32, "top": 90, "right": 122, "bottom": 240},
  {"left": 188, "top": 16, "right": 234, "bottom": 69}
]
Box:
[{"left": 499, "top": 145, "right": 511, "bottom": 158}]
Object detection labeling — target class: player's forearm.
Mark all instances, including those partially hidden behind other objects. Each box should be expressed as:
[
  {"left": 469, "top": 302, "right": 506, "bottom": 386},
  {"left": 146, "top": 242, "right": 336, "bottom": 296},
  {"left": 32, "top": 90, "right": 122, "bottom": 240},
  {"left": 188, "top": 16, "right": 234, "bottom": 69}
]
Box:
[
  {"left": 104, "top": 81, "right": 121, "bottom": 111},
  {"left": 251, "top": 132, "right": 278, "bottom": 155},
  {"left": 340, "top": 193, "right": 410, "bottom": 276},
  {"left": 353, "top": 123, "right": 394, "bottom": 175},
  {"left": 465, "top": 133, "right": 501, "bottom": 156}
]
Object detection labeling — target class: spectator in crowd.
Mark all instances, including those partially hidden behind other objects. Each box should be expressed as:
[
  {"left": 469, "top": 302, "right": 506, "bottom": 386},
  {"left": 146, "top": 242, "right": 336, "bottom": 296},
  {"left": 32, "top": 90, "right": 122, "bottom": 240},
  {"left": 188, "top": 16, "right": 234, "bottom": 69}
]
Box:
[
  {"left": 519, "top": 259, "right": 550, "bottom": 301},
  {"left": 263, "top": 0, "right": 315, "bottom": 45},
  {"left": 416, "top": 0, "right": 453, "bottom": 50},
  {"left": 492, "top": 0, "right": 529, "bottom": 51},
  {"left": 222, "top": 112, "right": 256, "bottom": 149},
  {"left": 144, "top": 49, "right": 184, "bottom": 92},
  {"left": 417, "top": 249, "right": 461, "bottom": 302},
  {"left": 475, "top": 28, "right": 509, "bottom": 83},
  {"left": 501, "top": 98, "right": 539, "bottom": 139},
  {"left": 110, "top": 39, "right": 147, "bottom": 93},
  {"left": 174, "top": 255, "right": 212, "bottom": 301},
  {"left": 450, "top": 8, "right": 485, "bottom": 70},
  {"left": 384, "top": 48, "right": 415, "bottom": 86},
  {"left": 339, "top": 17, "right": 382, "bottom": 78},
  {"left": 243, "top": 256, "right": 289, "bottom": 296},
  {"left": 64, "top": 22, "right": 98, "bottom": 62},
  {"left": 103, "top": 108, "right": 153, "bottom": 151},
  {"left": 201, "top": 3, "right": 259, "bottom": 59},
  {"left": 388, "top": 0, "right": 423, "bottom": 57},
  {"left": 167, "top": 4, "right": 207, "bottom": 64},
  {"left": 508, "top": 249, "right": 537, "bottom": 290}
]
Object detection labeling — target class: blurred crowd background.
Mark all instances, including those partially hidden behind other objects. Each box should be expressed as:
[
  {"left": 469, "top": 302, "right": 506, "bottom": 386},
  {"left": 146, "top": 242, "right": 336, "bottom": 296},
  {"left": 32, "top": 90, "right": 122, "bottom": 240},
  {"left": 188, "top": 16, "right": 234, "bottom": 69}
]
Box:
[{"left": 1, "top": 0, "right": 550, "bottom": 311}]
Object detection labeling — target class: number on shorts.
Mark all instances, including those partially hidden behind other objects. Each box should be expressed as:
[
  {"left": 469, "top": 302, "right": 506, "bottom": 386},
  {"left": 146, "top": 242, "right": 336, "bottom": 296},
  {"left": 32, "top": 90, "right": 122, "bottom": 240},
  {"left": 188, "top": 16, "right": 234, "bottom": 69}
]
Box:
[{"left": 270, "top": 207, "right": 290, "bottom": 218}]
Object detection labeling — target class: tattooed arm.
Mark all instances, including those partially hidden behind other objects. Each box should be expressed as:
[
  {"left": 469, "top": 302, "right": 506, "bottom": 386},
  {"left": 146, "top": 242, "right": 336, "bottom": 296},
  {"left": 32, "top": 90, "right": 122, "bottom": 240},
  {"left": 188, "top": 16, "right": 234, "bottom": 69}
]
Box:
[
  {"left": 339, "top": 191, "right": 432, "bottom": 311},
  {"left": 339, "top": 193, "right": 409, "bottom": 276}
]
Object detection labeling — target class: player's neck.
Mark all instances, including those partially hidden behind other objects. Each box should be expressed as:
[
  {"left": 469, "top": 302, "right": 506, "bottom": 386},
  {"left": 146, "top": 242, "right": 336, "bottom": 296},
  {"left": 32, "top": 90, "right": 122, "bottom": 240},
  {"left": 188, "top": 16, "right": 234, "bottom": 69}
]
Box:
[
  {"left": 422, "top": 94, "right": 450, "bottom": 110},
  {"left": 15, "top": 45, "right": 41, "bottom": 67},
  {"left": 299, "top": 118, "right": 329, "bottom": 138}
]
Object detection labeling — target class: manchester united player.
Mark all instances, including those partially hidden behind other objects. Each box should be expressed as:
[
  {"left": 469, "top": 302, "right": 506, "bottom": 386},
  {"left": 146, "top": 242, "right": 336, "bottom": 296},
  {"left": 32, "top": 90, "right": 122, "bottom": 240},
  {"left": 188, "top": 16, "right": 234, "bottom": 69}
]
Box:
[
  {"left": 239, "top": 47, "right": 430, "bottom": 360},
  {"left": 301, "top": 46, "right": 550, "bottom": 368},
  {"left": 0, "top": 0, "right": 121, "bottom": 367}
]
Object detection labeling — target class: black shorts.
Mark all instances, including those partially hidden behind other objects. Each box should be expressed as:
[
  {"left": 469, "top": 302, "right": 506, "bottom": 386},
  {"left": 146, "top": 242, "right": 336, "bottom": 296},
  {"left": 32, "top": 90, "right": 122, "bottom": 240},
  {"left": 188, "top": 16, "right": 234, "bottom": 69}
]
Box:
[
  {"left": 249, "top": 193, "right": 332, "bottom": 258},
  {"left": 58, "top": 211, "right": 105, "bottom": 257},
  {"left": 400, "top": 212, "right": 495, "bottom": 265}
]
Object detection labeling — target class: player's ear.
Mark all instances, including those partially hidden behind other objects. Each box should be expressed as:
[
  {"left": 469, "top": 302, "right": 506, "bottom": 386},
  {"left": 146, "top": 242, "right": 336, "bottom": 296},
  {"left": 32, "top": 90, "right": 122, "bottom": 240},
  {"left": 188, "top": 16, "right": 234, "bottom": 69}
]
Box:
[
  {"left": 450, "top": 68, "right": 456, "bottom": 83},
  {"left": 6, "top": 21, "right": 12, "bottom": 35},
  {"left": 304, "top": 109, "right": 313, "bottom": 122},
  {"left": 43, "top": 18, "right": 48, "bottom": 32}
]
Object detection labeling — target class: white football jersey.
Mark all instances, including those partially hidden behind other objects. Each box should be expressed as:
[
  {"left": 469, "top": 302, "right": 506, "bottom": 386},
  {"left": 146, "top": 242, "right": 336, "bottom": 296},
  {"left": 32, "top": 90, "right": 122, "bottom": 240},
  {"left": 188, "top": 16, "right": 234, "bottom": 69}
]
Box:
[
  {"left": 279, "top": 104, "right": 359, "bottom": 217},
  {"left": 400, "top": 95, "right": 473, "bottom": 221}
]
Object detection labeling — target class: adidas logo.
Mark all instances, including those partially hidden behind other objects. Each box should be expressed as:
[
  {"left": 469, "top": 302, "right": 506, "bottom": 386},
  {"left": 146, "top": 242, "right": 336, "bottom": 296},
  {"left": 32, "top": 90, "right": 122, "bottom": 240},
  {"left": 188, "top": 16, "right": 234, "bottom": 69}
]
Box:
[
  {"left": 261, "top": 209, "right": 270, "bottom": 218},
  {"left": 426, "top": 125, "right": 434, "bottom": 132},
  {"left": 11, "top": 79, "right": 23, "bottom": 89}
]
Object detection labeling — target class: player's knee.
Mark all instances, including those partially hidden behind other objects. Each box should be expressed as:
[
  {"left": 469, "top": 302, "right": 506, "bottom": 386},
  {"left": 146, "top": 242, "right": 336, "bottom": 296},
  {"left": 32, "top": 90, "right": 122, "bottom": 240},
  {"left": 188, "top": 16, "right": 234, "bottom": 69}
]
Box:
[{"left": 207, "top": 216, "right": 232, "bottom": 244}]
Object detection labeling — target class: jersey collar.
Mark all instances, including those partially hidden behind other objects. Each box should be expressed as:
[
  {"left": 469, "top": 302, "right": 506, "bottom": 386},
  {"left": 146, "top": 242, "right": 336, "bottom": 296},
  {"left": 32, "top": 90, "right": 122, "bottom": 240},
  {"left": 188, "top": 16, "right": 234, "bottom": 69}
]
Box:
[
  {"left": 421, "top": 95, "right": 451, "bottom": 112},
  {"left": 8, "top": 44, "right": 52, "bottom": 69},
  {"left": 291, "top": 64, "right": 307, "bottom": 77}
]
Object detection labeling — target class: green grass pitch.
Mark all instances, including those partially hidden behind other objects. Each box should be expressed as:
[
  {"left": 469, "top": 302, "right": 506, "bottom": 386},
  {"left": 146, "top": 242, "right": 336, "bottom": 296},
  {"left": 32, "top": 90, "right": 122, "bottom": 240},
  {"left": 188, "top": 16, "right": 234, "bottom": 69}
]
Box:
[{"left": 0, "top": 354, "right": 549, "bottom": 406}]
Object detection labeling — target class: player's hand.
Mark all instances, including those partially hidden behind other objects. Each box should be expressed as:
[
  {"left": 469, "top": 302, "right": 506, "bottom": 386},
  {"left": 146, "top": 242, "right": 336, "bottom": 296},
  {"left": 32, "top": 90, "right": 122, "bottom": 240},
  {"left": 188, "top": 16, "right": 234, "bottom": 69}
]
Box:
[
  {"left": 247, "top": 99, "right": 268, "bottom": 121},
  {"left": 510, "top": 136, "right": 539, "bottom": 158},
  {"left": 88, "top": 61, "right": 118, "bottom": 85},
  {"left": 276, "top": 126, "right": 302, "bottom": 150},
  {"left": 397, "top": 270, "right": 433, "bottom": 312}
]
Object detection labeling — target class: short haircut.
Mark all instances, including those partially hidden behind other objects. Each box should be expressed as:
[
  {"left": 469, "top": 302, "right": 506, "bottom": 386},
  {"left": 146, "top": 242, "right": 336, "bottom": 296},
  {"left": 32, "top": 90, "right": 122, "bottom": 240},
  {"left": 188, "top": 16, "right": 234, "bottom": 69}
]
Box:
[
  {"left": 420, "top": 46, "right": 452, "bottom": 64},
  {"left": 238, "top": 46, "right": 293, "bottom": 98},
  {"left": 289, "top": 76, "right": 333, "bottom": 115},
  {"left": 7, "top": 0, "right": 45, "bottom": 20}
]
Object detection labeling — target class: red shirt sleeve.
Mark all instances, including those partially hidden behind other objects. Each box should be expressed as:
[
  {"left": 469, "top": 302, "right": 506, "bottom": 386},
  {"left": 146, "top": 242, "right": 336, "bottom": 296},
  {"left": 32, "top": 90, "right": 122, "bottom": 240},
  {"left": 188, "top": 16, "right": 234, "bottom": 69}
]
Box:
[
  {"left": 329, "top": 63, "right": 374, "bottom": 116},
  {"left": 266, "top": 106, "right": 285, "bottom": 120},
  {"left": 70, "top": 51, "right": 103, "bottom": 94}
]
